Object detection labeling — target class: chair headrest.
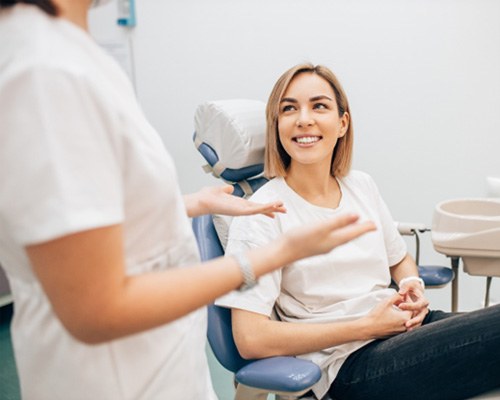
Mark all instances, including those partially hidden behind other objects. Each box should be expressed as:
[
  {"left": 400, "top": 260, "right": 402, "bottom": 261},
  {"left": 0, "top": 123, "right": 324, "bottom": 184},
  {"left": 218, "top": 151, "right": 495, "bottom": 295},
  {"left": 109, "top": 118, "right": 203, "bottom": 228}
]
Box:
[{"left": 193, "top": 99, "right": 267, "bottom": 186}]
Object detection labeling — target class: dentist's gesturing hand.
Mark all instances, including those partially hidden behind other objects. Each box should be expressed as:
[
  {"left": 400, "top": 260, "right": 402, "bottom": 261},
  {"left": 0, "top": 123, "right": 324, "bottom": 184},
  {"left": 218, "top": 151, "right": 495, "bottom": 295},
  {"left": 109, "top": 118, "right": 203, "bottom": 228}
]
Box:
[
  {"left": 284, "top": 213, "right": 376, "bottom": 261},
  {"left": 184, "top": 185, "right": 287, "bottom": 218}
]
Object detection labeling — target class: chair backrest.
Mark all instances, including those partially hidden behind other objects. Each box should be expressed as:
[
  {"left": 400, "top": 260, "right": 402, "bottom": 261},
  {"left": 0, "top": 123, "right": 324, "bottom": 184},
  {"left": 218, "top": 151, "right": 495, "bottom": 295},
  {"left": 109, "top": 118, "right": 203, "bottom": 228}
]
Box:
[
  {"left": 193, "top": 99, "right": 269, "bottom": 372},
  {"left": 193, "top": 99, "right": 267, "bottom": 197},
  {"left": 192, "top": 214, "right": 254, "bottom": 373}
]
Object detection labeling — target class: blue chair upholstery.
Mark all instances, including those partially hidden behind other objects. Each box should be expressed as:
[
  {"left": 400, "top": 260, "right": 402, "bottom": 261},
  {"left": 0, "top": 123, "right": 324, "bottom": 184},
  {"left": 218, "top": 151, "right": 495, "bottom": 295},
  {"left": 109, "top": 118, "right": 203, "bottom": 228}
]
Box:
[
  {"left": 196, "top": 139, "right": 264, "bottom": 184},
  {"left": 418, "top": 265, "right": 454, "bottom": 288},
  {"left": 192, "top": 214, "right": 321, "bottom": 399}
]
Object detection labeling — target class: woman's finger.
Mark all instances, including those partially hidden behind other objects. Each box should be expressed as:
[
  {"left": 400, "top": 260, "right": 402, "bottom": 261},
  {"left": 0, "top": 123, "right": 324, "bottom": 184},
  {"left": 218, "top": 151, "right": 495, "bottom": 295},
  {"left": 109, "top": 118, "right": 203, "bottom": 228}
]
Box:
[{"left": 406, "top": 309, "right": 428, "bottom": 330}]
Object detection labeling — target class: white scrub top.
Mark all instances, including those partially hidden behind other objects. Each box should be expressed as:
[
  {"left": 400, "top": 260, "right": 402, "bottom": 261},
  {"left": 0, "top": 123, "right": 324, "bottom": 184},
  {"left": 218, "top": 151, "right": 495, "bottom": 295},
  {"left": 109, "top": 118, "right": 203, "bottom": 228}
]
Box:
[
  {"left": 0, "top": 5, "right": 216, "bottom": 400},
  {"left": 217, "top": 172, "right": 407, "bottom": 399}
]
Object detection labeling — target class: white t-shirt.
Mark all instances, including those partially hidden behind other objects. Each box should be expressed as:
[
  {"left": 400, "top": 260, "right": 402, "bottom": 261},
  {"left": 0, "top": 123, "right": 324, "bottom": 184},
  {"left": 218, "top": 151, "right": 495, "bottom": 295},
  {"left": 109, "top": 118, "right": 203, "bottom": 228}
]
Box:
[
  {"left": 0, "top": 5, "right": 216, "bottom": 400},
  {"left": 216, "top": 172, "right": 407, "bottom": 399}
]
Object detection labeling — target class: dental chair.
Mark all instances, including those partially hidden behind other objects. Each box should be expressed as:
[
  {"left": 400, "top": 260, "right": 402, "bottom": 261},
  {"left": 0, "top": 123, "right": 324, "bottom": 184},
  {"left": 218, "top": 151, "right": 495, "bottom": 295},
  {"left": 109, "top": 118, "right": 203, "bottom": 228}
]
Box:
[
  {"left": 193, "top": 99, "right": 322, "bottom": 400},
  {"left": 193, "top": 213, "right": 322, "bottom": 400},
  {"left": 191, "top": 99, "right": 457, "bottom": 399}
]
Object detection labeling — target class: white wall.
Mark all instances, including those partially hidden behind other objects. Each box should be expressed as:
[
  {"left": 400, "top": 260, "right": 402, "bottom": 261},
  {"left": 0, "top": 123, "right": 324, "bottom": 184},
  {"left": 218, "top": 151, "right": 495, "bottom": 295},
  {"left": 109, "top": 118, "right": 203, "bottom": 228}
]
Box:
[{"left": 90, "top": 0, "right": 500, "bottom": 312}]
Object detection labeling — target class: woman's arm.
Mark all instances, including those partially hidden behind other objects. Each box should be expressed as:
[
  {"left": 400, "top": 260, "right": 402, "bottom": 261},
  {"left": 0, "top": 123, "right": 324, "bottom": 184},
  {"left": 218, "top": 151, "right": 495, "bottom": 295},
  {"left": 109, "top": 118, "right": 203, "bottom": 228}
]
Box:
[
  {"left": 390, "top": 253, "right": 419, "bottom": 285},
  {"left": 390, "top": 253, "right": 429, "bottom": 329},
  {"left": 27, "top": 214, "right": 374, "bottom": 344},
  {"left": 232, "top": 292, "right": 412, "bottom": 359},
  {"left": 183, "top": 185, "right": 286, "bottom": 218}
]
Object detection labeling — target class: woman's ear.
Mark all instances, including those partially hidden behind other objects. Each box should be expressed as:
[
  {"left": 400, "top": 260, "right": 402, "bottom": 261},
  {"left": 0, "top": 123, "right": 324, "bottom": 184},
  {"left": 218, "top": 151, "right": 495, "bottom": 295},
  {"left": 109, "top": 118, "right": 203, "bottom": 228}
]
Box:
[{"left": 339, "top": 112, "right": 350, "bottom": 137}]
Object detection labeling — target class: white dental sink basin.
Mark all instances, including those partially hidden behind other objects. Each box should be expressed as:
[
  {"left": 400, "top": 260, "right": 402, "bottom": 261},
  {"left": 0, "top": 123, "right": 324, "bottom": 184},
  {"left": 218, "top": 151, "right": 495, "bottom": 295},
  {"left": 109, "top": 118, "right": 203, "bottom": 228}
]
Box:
[{"left": 432, "top": 198, "right": 500, "bottom": 277}]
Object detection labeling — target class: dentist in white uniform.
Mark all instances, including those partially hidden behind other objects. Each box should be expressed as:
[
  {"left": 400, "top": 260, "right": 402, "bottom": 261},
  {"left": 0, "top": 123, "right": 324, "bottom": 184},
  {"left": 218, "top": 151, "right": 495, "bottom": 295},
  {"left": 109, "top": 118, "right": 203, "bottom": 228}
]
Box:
[{"left": 0, "top": 0, "right": 375, "bottom": 399}]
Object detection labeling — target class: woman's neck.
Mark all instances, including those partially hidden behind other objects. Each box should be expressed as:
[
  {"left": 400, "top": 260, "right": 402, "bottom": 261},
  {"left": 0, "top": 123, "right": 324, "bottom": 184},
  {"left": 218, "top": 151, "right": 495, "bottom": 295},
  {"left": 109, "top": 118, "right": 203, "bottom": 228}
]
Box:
[
  {"left": 54, "top": 0, "right": 90, "bottom": 31},
  {"left": 285, "top": 163, "right": 342, "bottom": 209}
]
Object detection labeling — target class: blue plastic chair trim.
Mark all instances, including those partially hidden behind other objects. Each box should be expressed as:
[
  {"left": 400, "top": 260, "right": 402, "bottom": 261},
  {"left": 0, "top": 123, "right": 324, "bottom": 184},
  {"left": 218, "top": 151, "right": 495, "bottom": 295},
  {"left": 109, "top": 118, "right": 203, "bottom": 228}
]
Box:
[
  {"left": 192, "top": 215, "right": 253, "bottom": 372},
  {"left": 232, "top": 177, "right": 269, "bottom": 197},
  {"left": 192, "top": 214, "right": 224, "bottom": 261},
  {"left": 418, "top": 265, "right": 454, "bottom": 287},
  {"left": 196, "top": 140, "right": 264, "bottom": 181},
  {"left": 236, "top": 356, "right": 322, "bottom": 392},
  {"left": 207, "top": 304, "right": 253, "bottom": 372}
]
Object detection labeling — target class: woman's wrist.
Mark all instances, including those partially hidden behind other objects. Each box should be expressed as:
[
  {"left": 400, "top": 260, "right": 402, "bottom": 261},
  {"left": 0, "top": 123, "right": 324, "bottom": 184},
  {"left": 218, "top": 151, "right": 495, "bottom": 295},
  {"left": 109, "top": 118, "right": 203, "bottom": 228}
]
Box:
[
  {"left": 248, "top": 236, "right": 291, "bottom": 278},
  {"left": 183, "top": 192, "right": 203, "bottom": 218},
  {"left": 398, "top": 276, "right": 425, "bottom": 290},
  {"left": 356, "top": 314, "right": 378, "bottom": 340}
]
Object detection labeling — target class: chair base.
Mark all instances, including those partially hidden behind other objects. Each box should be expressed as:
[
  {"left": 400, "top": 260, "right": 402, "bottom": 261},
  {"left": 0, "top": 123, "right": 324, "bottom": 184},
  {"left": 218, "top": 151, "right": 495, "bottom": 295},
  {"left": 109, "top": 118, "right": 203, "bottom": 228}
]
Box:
[{"left": 235, "top": 383, "right": 312, "bottom": 400}]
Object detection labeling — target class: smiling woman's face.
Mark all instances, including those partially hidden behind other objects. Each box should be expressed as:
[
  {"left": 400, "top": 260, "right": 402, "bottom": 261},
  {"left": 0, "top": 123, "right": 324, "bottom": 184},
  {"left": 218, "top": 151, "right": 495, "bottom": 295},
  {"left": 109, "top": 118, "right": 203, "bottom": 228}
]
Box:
[{"left": 277, "top": 72, "right": 349, "bottom": 173}]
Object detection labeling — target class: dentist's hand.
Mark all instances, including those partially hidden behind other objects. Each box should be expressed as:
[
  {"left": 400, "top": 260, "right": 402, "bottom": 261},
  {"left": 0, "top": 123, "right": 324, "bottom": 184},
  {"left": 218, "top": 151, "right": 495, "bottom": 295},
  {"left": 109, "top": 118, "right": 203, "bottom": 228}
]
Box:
[
  {"left": 284, "top": 214, "right": 376, "bottom": 260},
  {"left": 242, "top": 213, "right": 377, "bottom": 292},
  {"left": 184, "top": 185, "right": 286, "bottom": 218}
]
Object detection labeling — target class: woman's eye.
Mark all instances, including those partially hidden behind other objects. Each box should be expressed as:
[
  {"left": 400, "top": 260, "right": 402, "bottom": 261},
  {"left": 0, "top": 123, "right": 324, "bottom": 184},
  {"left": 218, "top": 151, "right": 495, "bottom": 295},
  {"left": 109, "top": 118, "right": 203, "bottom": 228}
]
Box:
[
  {"left": 282, "top": 105, "right": 296, "bottom": 112},
  {"left": 313, "top": 103, "right": 328, "bottom": 110}
]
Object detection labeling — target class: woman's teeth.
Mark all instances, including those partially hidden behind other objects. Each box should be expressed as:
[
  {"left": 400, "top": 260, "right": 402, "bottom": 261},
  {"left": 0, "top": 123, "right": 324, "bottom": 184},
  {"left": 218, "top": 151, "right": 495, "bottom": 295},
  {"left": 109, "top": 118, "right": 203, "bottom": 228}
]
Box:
[{"left": 295, "top": 136, "right": 319, "bottom": 144}]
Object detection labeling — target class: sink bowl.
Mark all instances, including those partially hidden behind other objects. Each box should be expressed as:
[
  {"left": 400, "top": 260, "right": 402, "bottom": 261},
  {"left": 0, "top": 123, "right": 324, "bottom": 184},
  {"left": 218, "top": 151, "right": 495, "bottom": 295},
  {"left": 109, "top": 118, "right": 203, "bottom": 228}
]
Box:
[{"left": 431, "top": 198, "right": 500, "bottom": 276}]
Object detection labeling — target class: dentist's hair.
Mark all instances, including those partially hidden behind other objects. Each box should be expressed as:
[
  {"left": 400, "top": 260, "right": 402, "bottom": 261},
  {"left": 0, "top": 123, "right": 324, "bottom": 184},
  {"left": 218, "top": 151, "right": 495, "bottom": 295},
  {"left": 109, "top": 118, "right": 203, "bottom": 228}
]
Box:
[
  {"left": 265, "top": 63, "right": 353, "bottom": 179},
  {"left": 0, "top": 0, "right": 58, "bottom": 16}
]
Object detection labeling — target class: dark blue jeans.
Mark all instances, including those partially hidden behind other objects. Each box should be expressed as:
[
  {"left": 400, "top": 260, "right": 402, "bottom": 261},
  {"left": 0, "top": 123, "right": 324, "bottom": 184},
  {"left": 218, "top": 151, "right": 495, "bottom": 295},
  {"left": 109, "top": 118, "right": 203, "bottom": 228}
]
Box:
[{"left": 329, "top": 304, "right": 500, "bottom": 400}]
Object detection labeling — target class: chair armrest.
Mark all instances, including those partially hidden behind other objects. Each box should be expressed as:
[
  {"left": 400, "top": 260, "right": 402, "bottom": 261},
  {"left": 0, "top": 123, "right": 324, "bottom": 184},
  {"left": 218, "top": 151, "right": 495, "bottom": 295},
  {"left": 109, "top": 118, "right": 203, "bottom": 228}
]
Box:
[
  {"left": 235, "top": 356, "right": 321, "bottom": 392},
  {"left": 395, "top": 221, "right": 429, "bottom": 236}
]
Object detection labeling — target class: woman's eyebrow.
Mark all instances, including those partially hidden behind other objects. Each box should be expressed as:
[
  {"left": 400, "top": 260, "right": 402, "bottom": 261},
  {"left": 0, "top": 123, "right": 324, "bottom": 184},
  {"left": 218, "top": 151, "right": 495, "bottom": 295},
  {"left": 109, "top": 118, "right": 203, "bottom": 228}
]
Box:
[
  {"left": 310, "top": 95, "right": 333, "bottom": 102},
  {"left": 280, "top": 95, "right": 333, "bottom": 104},
  {"left": 280, "top": 95, "right": 333, "bottom": 103}
]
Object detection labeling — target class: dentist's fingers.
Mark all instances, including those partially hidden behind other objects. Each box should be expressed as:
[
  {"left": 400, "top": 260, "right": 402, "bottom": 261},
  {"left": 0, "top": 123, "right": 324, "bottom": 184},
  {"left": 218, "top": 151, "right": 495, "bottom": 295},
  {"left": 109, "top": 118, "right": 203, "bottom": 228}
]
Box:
[
  {"left": 202, "top": 184, "right": 287, "bottom": 217},
  {"left": 287, "top": 214, "right": 376, "bottom": 259},
  {"left": 219, "top": 185, "right": 287, "bottom": 217},
  {"left": 247, "top": 201, "right": 287, "bottom": 218},
  {"left": 325, "top": 215, "right": 377, "bottom": 246}
]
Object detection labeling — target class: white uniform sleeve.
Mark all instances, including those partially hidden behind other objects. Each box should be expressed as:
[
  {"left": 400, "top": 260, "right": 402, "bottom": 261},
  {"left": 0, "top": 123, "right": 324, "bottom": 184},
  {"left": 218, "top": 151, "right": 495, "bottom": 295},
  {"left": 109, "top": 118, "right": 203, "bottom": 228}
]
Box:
[
  {"left": 215, "top": 213, "right": 282, "bottom": 317},
  {"left": 0, "top": 66, "right": 123, "bottom": 245}
]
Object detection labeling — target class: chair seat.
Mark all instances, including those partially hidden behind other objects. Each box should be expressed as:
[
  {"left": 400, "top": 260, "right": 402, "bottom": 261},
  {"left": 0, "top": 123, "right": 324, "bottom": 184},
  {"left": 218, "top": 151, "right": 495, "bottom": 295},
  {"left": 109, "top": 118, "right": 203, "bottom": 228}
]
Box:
[
  {"left": 418, "top": 265, "right": 454, "bottom": 287},
  {"left": 235, "top": 356, "right": 321, "bottom": 392}
]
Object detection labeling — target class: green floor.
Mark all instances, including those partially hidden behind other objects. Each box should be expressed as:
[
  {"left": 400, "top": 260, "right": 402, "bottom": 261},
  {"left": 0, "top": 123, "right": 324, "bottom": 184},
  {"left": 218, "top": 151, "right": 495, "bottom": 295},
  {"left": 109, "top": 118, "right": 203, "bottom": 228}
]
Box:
[
  {"left": 0, "top": 304, "right": 20, "bottom": 400},
  {"left": 0, "top": 303, "right": 235, "bottom": 400}
]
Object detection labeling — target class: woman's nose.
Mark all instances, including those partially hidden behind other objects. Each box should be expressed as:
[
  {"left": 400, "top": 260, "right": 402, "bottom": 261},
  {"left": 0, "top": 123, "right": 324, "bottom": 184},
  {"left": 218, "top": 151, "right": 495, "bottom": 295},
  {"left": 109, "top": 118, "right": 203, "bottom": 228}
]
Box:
[
  {"left": 295, "top": 117, "right": 315, "bottom": 127},
  {"left": 295, "top": 110, "right": 315, "bottom": 127}
]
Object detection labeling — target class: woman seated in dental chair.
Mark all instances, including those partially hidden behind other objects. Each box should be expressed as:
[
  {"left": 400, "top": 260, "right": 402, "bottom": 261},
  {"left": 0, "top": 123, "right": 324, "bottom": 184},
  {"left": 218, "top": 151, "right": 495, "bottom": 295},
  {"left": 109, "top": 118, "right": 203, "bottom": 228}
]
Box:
[{"left": 216, "top": 63, "right": 500, "bottom": 400}]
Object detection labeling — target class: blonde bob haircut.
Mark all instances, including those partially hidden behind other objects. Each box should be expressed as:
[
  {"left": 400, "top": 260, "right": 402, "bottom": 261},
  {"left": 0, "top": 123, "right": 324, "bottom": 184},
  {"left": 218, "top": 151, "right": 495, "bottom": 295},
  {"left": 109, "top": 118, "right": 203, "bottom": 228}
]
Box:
[{"left": 264, "top": 63, "right": 353, "bottom": 179}]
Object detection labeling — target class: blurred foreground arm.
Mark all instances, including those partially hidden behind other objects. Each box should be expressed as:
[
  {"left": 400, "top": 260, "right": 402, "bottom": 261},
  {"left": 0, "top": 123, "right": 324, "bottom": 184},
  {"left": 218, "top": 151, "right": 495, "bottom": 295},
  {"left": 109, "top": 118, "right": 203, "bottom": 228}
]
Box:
[{"left": 26, "top": 214, "right": 374, "bottom": 344}]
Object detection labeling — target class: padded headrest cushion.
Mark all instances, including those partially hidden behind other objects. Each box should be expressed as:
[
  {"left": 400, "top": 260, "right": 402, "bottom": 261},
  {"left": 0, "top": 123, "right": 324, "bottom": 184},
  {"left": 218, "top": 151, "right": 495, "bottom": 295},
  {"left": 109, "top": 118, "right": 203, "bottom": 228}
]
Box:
[{"left": 194, "top": 99, "right": 266, "bottom": 171}]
